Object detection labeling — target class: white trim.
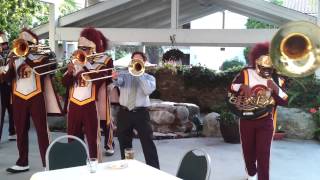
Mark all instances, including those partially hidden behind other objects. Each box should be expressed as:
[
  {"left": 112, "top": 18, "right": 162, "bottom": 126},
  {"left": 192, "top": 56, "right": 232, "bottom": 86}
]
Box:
[{"left": 53, "top": 28, "right": 277, "bottom": 47}]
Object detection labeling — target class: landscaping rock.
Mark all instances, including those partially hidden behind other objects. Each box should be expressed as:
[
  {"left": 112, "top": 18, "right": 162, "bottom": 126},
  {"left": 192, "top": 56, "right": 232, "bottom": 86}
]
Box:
[
  {"left": 202, "top": 112, "right": 221, "bottom": 137},
  {"left": 277, "top": 107, "right": 317, "bottom": 140}
]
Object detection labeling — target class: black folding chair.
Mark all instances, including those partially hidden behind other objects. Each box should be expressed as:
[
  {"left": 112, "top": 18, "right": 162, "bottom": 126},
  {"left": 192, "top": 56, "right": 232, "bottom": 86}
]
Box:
[
  {"left": 45, "top": 135, "right": 90, "bottom": 170},
  {"left": 176, "top": 149, "right": 211, "bottom": 180}
]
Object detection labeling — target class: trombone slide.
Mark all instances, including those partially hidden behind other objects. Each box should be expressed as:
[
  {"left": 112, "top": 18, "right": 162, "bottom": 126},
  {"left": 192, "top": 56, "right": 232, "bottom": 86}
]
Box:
[
  {"left": 81, "top": 68, "right": 114, "bottom": 82},
  {"left": 32, "top": 62, "right": 66, "bottom": 76}
]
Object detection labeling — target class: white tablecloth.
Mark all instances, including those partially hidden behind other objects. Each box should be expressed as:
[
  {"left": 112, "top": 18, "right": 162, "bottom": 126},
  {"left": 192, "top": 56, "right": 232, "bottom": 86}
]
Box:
[{"left": 30, "top": 160, "right": 182, "bottom": 180}]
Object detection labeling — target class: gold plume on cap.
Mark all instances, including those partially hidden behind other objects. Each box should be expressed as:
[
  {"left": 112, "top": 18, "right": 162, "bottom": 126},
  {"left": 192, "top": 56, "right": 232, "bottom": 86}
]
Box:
[{"left": 256, "top": 55, "right": 273, "bottom": 68}]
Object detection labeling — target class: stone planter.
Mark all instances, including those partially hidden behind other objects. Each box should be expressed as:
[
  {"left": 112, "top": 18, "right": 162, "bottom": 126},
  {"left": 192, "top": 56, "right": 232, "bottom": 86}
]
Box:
[{"left": 219, "top": 123, "right": 240, "bottom": 144}]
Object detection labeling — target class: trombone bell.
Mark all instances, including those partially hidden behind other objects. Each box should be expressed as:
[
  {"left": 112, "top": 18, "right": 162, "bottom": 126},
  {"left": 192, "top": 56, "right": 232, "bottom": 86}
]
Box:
[
  {"left": 72, "top": 50, "right": 87, "bottom": 65},
  {"left": 270, "top": 21, "right": 320, "bottom": 77},
  {"left": 12, "top": 39, "right": 29, "bottom": 57}
]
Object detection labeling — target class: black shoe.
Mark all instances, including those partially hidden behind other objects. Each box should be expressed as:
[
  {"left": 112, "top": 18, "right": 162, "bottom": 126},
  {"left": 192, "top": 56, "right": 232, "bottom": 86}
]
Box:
[
  {"left": 8, "top": 134, "right": 17, "bottom": 141},
  {"left": 6, "top": 165, "right": 29, "bottom": 173},
  {"left": 105, "top": 149, "right": 115, "bottom": 156}
]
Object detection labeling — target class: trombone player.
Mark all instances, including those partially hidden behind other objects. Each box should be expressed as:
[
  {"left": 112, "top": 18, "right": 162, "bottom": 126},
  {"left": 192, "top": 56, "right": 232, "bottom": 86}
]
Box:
[
  {"left": 2, "top": 28, "right": 62, "bottom": 173},
  {"left": 62, "top": 27, "right": 113, "bottom": 160},
  {"left": 114, "top": 51, "right": 160, "bottom": 169},
  {"left": 0, "top": 31, "right": 16, "bottom": 142}
]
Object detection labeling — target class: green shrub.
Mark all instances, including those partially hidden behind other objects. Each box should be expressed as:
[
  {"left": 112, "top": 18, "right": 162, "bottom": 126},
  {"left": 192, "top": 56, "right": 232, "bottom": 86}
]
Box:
[
  {"left": 218, "top": 110, "right": 237, "bottom": 126},
  {"left": 52, "top": 69, "right": 67, "bottom": 99},
  {"left": 286, "top": 75, "right": 320, "bottom": 109},
  {"left": 311, "top": 110, "right": 320, "bottom": 141},
  {"left": 220, "top": 58, "right": 244, "bottom": 71}
]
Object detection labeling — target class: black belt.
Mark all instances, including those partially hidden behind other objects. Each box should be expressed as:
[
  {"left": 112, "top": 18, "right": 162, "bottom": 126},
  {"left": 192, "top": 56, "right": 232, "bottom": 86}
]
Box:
[
  {"left": 120, "top": 105, "right": 147, "bottom": 112},
  {"left": 111, "top": 102, "right": 120, "bottom": 106}
]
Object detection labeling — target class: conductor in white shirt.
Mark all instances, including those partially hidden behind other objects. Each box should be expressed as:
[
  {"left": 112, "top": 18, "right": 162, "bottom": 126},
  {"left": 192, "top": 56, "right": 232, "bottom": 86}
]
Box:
[{"left": 113, "top": 51, "right": 160, "bottom": 169}]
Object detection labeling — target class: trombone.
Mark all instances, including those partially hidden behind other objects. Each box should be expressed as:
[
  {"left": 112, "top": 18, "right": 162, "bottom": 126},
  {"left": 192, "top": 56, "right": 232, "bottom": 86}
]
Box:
[
  {"left": 32, "top": 50, "right": 109, "bottom": 76},
  {"left": 81, "top": 58, "right": 150, "bottom": 82},
  {"left": 12, "top": 38, "right": 52, "bottom": 57},
  {"left": 32, "top": 49, "right": 88, "bottom": 76}
]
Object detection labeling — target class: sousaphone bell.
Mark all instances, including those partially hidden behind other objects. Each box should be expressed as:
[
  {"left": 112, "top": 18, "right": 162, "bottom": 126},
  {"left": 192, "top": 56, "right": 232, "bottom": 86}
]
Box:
[{"left": 270, "top": 21, "right": 320, "bottom": 77}]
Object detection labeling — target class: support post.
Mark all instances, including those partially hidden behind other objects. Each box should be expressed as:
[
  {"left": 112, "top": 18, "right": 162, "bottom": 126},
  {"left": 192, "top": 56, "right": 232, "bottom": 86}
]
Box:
[
  {"left": 49, "top": 3, "right": 59, "bottom": 53},
  {"left": 171, "top": 0, "right": 179, "bottom": 29}
]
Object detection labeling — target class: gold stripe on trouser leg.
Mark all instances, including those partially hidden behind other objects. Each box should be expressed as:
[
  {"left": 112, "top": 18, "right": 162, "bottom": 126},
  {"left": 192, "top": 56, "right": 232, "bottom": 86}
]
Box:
[
  {"left": 106, "top": 97, "right": 111, "bottom": 125},
  {"left": 96, "top": 103, "right": 102, "bottom": 163}
]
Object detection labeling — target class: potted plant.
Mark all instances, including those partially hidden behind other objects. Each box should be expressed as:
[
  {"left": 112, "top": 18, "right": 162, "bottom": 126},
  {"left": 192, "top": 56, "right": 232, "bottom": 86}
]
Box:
[
  {"left": 273, "top": 124, "right": 286, "bottom": 140},
  {"left": 218, "top": 110, "right": 240, "bottom": 144},
  {"left": 311, "top": 109, "right": 320, "bottom": 141}
]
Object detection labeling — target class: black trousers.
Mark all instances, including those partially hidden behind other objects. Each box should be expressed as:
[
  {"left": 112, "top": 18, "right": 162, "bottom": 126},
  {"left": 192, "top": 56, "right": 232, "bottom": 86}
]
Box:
[
  {"left": 117, "top": 107, "right": 160, "bottom": 169},
  {"left": 0, "top": 82, "right": 15, "bottom": 141}
]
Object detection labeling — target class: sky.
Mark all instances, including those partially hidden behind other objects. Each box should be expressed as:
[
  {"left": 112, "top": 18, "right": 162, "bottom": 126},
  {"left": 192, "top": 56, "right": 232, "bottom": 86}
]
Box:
[{"left": 190, "top": 11, "right": 248, "bottom": 70}]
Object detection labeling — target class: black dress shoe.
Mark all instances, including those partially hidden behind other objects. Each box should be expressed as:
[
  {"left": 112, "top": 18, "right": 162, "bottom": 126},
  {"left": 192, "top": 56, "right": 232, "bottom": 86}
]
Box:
[
  {"left": 105, "top": 149, "right": 115, "bottom": 156},
  {"left": 6, "top": 165, "right": 29, "bottom": 173}
]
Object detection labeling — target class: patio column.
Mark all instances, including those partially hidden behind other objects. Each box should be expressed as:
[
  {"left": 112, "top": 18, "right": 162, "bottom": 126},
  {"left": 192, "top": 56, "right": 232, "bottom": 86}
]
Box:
[
  {"left": 316, "top": 0, "right": 320, "bottom": 79},
  {"left": 171, "top": 0, "right": 179, "bottom": 29},
  {"left": 48, "top": 2, "right": 59, "bottom": 53}
]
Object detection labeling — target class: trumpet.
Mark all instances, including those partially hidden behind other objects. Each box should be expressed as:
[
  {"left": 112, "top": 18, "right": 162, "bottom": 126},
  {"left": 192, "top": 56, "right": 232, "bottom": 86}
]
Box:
[{"left": 128, "top": 58, "right": 145, "bottom": 76}]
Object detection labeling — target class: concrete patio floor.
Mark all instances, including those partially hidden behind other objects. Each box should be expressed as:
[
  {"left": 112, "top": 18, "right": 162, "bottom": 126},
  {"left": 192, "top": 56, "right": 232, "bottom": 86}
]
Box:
[{"left": 0, "top": 121, "right": 319, "bottom": 180}]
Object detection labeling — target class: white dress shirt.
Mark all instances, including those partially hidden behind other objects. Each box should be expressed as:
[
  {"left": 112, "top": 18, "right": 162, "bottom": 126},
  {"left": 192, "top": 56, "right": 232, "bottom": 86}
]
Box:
[{"left": 115, "top": 71, "right": 156, "bottom": 108}]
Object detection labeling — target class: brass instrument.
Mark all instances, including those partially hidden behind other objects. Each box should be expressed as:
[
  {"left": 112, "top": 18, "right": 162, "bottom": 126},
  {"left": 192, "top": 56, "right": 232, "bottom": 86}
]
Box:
[
  {"left": 12, "top": 38, "right": 52, "bottom": 57},
  {"left": 32, "top": 49, "right": 87, "bottom": 76},
  {"left": 71, "top": 49, "right": 87, "bottom": 65},
  {"left": 227, "top": 86, "right": 275, "bottom": 120},
  {"left": 86, "top": 52, "right": 108, "bottom": 63},
  {"left": 12, "top": 39, "right": 29, "bottom": 57},
  {"left": 128, "top": 58, "right": 145, "bottom": 77},
  {"left": 270, "top": 21, "right": 320, "bottom": 77},
  {"left": 81, "top": 58, "right": 149, "bottom": 82}
]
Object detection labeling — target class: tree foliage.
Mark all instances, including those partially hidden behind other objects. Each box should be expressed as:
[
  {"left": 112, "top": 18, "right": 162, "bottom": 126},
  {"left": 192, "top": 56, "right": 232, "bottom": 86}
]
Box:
[
  {"left": 59, "top": 0, "right": 80, "bottom": 16},
  {"left": 0, "top": 0, "right": 80, "bottom": 42},
  {"left": 0, "top": 0, "right": 45, "bottom": 42},
  {"left": 243, "top": 0, "right": 283, "bottom": 63}
]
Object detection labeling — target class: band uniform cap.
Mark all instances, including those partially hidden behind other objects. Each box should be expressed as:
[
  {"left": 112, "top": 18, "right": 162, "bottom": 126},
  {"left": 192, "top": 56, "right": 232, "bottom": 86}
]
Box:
[
  {"left": 19, "top": 31, "right": 37, "bottom": 44},
  {"left": 256, "top": 55, "right": 273, "bottom": 68},
  {"left": 0, "top": 32, "right": 8, "bottom": 44},
  {"left": 78, "top": 37, "right": 96, "bottom": 51},
  {"left": 249, "top": 42, "right": 269, "bottom": 67}
]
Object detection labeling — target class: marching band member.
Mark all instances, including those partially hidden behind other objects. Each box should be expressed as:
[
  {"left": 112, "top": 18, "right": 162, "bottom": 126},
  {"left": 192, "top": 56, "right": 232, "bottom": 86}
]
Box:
[
  {"left": 114, "top": 51, "right": 160, "bottom": 169},
  {"left": 230, "top": 42, "right": 288, "bottom": 180},
  {"left": 63, "top": 27, "right": 112, "bottom": 160},
  {"left": 0, "top": 31, "right": 16, "bottom": 142},
  {"left": 101, "top": 85, "right": 120, "bottom": 156},
  {"left": 3, "top": 28, "right": 62, "bottom": 173},
  {"left": 88, "top": 30, "right": 115, "bottom": 157}
]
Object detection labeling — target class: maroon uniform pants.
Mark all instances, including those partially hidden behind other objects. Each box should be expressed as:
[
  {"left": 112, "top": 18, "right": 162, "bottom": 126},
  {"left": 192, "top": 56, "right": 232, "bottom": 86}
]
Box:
[
  {"left": 100, "top": 120, "right": 114, "bottom": 151},
  {"left": 240, "top": 118, "right": 274, "bottom": 180},
  {"left": 0, "top": 82, "right": 15, "bottom": 141},
  {"left": 13, "top": 94, "right": 49, "bottom": 167},
  {"left": 68, "top": 101, "right": 99, "bottom": 158}
]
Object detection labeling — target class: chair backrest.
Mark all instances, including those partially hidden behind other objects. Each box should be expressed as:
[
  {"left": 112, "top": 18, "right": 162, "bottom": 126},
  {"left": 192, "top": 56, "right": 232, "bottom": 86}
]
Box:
[
  {"left": 45, "top": 135, "right": 90, "bottom": 170},
  {"left": 176, "top": 149, "right": 211, "bottom": 180}
]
